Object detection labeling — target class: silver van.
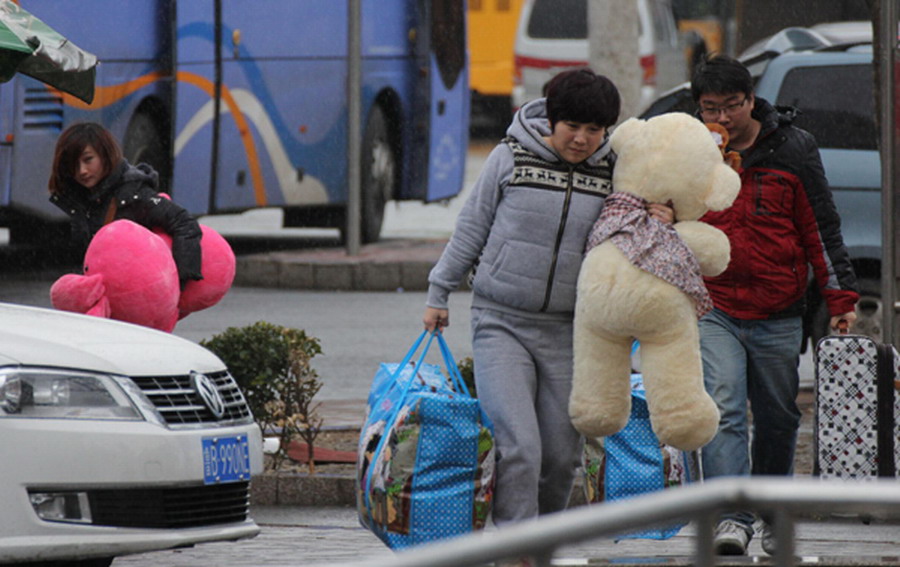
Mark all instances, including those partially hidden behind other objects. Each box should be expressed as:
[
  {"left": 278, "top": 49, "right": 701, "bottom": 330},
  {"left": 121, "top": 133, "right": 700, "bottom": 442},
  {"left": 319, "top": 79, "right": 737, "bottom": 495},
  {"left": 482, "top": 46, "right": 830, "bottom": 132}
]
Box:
[{"left": 512, "top": 0, "right": 687, "bottom": 113}]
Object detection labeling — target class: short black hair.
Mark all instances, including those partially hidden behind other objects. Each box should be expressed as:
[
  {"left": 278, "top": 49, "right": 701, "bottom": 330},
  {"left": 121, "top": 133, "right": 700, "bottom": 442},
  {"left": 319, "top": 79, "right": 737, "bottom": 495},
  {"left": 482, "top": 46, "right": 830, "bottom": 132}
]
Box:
[
  {"left": 690, "top": 55, "right": 754, "bottom": 101},
  {"left": 545, "top": 68, "right": 620, "bottom": 128}
]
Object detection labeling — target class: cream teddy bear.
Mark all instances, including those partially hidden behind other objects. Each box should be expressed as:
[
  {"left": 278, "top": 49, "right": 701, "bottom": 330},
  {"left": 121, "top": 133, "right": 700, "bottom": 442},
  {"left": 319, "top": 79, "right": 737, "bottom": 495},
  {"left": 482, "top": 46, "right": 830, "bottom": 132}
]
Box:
[{"left": 569, "top": 113, "right": 740, "bottom": 451}]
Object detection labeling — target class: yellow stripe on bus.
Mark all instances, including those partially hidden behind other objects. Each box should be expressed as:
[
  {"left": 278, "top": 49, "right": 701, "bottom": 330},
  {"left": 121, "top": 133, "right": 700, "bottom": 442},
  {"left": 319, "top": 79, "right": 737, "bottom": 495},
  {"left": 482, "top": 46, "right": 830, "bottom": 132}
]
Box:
[{"left": 53, "top": 71, "right": 268, "bottom": 207}]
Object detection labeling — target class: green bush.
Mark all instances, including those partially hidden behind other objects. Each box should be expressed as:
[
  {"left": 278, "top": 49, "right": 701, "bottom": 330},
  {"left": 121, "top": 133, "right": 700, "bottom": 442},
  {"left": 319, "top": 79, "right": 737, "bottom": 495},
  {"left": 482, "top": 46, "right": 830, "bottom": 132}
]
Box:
[
  {"left": 201, "top": 321, "right": 324, "bottom": 472},
  {"left": 456, "top": 356, "right": 476, "bottom": 397}
]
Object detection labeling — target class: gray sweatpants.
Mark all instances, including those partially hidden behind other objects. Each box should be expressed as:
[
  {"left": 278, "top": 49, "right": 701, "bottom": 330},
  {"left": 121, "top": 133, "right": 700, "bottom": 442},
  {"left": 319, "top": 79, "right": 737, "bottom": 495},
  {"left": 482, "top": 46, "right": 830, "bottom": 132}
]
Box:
[{"left": 470, "top": 306, "right": 583, "bottom": 526}]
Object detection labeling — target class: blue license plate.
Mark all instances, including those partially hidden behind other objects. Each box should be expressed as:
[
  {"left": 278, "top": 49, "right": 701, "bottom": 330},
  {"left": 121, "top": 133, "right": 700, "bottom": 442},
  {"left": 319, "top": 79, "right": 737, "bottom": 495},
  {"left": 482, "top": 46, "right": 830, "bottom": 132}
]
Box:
[{"left": 202, "top": 435, "right": 251, "bottom": 484}]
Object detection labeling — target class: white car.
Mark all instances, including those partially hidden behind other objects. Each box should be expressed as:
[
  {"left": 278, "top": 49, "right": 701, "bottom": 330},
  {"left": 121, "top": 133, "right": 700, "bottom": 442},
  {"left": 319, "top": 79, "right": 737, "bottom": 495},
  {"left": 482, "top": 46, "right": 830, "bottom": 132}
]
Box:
[
  {"left": 512, "top": 0, "right": 687, "bottom": 114},
  {"left": 0, "top": 302, "right": 263, "bottom": 566}
]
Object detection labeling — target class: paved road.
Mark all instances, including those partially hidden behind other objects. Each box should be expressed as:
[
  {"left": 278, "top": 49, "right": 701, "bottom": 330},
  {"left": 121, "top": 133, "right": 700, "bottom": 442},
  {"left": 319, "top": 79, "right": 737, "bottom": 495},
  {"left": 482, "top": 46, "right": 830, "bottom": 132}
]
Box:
[{"left": 111, "top": 504, "right": 900, "bottom": 567}]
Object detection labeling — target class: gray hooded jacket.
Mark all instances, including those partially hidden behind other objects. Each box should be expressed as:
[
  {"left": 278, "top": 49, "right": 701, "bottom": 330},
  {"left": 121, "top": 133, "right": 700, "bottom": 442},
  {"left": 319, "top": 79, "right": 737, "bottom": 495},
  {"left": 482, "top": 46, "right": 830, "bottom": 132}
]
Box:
[{"left": 427, "top": 98, "right": 614, "bottom": 317}]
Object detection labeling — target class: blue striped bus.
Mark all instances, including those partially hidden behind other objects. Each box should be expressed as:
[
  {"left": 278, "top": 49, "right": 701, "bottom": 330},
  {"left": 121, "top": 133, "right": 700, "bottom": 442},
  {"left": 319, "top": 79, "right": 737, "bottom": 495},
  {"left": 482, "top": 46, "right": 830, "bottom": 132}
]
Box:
[{"left": 0, "top": 0, "right": 468, "bottom": 245}]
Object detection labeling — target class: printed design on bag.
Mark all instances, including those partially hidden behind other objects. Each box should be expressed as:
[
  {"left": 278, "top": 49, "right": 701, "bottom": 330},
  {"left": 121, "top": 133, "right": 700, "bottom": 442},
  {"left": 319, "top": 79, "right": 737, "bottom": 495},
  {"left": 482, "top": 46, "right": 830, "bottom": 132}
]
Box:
[
  {"left": 815, "top": 337, "right": 880, "bottom": 478},
  {"left": 661, "top": 445, "right": 688, "bottom": 488},
  {"left": 473, "top": 425, "right": 496, "bottom": 530},
  {"left": 582, "top": 436, "right": 606, "bottom": 504},
  {"left": 367, "top": 403, "right": 421, "bottom": 535}
]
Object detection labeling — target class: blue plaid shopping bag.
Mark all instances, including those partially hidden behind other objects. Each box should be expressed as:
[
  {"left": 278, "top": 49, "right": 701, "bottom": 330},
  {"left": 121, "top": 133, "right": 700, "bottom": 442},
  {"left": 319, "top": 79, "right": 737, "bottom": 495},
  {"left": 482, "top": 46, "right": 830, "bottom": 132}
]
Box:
[
  {"left": 582, "top": 373, "right": 699, "bottom": 540},
  {"left": 356, "top": 331, "right": 495, "bottom": 549}
]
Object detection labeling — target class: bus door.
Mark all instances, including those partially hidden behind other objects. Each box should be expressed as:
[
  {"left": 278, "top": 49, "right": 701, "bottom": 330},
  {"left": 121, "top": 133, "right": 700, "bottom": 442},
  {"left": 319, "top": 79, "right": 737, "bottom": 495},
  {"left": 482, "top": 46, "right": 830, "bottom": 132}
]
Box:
[{"left": 415, "top": 0, "right": 468, "bottom": 202}]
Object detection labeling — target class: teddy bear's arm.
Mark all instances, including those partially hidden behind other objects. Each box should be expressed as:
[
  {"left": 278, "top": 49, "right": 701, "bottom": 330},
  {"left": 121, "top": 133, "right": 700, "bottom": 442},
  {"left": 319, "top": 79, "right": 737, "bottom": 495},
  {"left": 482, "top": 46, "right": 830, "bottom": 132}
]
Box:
[{"left": 674, "top": 221, "right": 731, "bottom": 277}]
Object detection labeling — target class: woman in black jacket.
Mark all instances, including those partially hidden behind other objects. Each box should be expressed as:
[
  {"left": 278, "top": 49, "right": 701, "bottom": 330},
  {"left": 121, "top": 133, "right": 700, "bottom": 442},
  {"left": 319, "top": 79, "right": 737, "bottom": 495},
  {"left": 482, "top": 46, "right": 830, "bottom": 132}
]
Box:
[{"left": 48, "top": 122, "right": 203, "bottom": 287}]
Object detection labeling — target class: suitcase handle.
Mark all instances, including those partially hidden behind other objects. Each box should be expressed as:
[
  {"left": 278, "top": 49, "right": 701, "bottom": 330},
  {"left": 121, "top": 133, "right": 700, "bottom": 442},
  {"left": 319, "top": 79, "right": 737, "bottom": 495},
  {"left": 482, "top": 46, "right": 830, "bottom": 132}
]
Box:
[{"left": 836, "top": 319, "right": 850, "bottom": 334}]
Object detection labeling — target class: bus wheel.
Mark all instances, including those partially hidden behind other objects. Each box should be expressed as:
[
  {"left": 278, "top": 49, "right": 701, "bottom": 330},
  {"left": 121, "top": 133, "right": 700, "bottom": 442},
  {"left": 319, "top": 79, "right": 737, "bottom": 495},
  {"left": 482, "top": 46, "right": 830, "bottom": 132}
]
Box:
[
  {"left": 124, "top": 112, "right": 170, "bottom": 192},
  {"left": 360, "top": 106, "right": 396, "bottom": 243}
]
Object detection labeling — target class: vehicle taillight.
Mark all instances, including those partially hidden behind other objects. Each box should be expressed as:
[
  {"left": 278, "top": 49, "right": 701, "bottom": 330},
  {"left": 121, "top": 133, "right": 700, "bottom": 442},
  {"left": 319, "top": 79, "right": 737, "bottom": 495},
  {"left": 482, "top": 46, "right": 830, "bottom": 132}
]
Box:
[
  {"left": 641, "top": 54, "right": 657, "bottom": 86},
  {"left": 513, "top": 54, "right": 524, "bottom": 85}
]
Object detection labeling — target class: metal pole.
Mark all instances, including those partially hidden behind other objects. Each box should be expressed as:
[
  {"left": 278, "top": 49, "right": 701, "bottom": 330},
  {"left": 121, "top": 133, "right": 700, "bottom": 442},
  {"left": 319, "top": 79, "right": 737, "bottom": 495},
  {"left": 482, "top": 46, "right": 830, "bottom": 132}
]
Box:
[
  {"left": 209, "top": 0, "right": 222, "bottom": 214},
  {"left": 345, "top": 0, "right": 362, "bottom": 256},
  {"left": 880, "top": 0, "right": 897, "bottom": 346}
]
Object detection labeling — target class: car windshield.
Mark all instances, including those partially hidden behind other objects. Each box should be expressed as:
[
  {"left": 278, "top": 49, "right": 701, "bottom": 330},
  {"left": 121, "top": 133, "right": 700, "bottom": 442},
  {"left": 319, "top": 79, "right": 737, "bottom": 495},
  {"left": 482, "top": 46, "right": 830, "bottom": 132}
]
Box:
[
  {"left": 776, "top": 64, "right": 876, "bottom": 150},
  {"left": 527, "top": 0, "right": 586, "bottom": 39}
]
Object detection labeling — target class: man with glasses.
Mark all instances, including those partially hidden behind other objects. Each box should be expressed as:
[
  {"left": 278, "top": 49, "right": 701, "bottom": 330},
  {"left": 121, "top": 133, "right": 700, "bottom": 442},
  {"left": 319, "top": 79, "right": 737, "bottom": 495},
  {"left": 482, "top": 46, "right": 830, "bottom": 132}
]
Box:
[{"left": 690, "top": 55, "right": 859, "bottom": 556}]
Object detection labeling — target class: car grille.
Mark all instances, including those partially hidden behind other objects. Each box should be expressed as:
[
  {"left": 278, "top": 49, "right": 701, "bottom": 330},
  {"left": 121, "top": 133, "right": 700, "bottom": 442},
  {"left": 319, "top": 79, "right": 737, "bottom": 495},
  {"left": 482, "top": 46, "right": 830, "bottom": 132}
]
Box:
[
  {"left": 132, "top": 371, "right": 253, "bottom": 426},
  {"left": 88, "top": 481, "right": 250, "bottom": 528}
]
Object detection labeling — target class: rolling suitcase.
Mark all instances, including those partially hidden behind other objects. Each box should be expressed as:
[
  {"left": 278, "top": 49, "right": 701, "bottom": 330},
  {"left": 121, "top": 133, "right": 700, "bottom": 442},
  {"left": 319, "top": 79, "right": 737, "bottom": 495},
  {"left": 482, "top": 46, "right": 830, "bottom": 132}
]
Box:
[{"left": 814, "top": 326, "right": 900, "bottom": 479}]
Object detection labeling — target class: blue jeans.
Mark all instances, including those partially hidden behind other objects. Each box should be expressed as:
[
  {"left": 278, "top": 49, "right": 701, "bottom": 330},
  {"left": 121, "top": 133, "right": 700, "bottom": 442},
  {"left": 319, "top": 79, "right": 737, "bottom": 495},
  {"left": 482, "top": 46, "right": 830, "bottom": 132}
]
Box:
[{"left": 699, "top": 308, "right": 803, "bottom": 529}]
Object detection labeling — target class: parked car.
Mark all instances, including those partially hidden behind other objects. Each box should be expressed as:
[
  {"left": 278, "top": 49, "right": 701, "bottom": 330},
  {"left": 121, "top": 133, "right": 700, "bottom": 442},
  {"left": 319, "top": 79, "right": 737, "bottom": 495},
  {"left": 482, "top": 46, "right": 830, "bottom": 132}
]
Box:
[
  {"left": 512, "top": 0, "right": 687, "bottom": 114},
  {"left": 0, "top": 302, "right": 263, "bottom": 566},
  {"left": 640, "top": 24, "right": 883, "bottom": 349}
]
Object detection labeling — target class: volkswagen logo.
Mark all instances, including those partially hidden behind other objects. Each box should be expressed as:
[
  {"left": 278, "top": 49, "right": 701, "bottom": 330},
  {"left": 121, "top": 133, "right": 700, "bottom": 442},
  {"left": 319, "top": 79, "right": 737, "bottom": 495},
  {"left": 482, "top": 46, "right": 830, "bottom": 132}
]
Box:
[{"left": 191, "top": 371, "right": 226, "bottom": 419}]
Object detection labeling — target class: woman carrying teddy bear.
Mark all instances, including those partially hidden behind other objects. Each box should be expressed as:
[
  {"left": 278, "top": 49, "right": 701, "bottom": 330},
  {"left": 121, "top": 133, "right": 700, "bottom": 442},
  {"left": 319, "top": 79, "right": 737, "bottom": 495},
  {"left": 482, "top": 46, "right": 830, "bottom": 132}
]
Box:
[
  {"left": 422, "top": 69, "right": 673, "bottom": 561},
  {"left": 48, "top": 122, "right": 203, "bottom": 289}
]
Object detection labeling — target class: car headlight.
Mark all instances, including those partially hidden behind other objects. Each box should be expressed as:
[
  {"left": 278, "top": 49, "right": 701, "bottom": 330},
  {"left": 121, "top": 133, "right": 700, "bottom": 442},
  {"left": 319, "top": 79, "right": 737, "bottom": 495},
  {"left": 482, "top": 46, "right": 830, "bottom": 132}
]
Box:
[{"left": 0, "top": 368, "right": 142, "bottom": 420}]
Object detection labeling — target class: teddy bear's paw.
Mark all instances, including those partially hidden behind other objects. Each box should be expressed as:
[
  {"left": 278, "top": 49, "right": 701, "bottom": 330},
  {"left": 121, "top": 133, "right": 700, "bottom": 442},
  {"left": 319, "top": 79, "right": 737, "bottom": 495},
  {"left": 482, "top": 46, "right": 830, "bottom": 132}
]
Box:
[
  {"left": 653, "top": 401, "right": 720, "bottom": 451},
  {"left": 569, "top": 408, "right": 630, "bottom": 439}
]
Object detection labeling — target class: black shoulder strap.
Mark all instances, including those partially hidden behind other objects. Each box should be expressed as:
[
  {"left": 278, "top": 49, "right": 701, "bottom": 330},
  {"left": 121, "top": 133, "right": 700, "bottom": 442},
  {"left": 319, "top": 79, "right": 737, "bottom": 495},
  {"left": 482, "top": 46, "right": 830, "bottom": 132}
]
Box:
[{"left": 876, "top": 343, "right": 896, "bottom": 477}]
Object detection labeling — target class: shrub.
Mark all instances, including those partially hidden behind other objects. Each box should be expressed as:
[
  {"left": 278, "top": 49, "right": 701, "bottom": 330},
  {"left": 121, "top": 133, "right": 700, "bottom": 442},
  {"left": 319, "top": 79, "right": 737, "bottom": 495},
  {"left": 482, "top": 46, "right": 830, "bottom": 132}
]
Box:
[
  {"left": 456, "top": 356, "right": 476, "bottom": 397},
  {"left": 201, "top": 321, "right": 324, "bottom": 472}
]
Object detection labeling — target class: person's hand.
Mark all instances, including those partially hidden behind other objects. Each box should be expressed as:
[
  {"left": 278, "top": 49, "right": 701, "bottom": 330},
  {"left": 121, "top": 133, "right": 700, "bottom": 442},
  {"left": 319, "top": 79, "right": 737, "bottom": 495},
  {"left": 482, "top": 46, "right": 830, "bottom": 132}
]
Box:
[
  {"left": 830, "top": 311, "right": 857, "bottom": 333},
  {"left": 648, "top": 200, "right": 675, "bottom": 225},
  {"left": 424, "top": 307, "right": 449, "bottom": 332}
]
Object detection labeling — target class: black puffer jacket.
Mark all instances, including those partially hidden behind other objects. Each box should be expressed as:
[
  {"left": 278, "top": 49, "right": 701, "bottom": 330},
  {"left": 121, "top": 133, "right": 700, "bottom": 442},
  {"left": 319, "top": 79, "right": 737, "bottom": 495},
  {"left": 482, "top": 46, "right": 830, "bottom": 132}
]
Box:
[
  {"left": 50, "top": 160, "right": 203, "bottom": 284},
  {"left": 700, "top": 98, "right": 858, "bottom": 319}
]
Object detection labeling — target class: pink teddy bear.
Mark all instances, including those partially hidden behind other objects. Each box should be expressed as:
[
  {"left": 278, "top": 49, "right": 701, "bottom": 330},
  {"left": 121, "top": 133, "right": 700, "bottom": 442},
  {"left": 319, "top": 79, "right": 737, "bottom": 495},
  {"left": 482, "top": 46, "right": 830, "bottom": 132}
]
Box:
[{"left": 50, "top": 219, "right": 235, "bottom": 332}]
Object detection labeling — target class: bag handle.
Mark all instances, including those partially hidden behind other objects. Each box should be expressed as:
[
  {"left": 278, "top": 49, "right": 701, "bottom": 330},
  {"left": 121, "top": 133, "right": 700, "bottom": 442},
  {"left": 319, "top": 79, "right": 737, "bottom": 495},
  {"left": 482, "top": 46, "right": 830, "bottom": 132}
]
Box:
[
  {"left": 368, "top": 330, "right": 430, "bottom": 411},
  {"left": 365, "top": 330, "right": 437, "bottom": 512},
  {"left": 836, "top": 319, "right": 850, "bottom": 334},
  {"left": 436, "top": 332, "right": 493, "bottom": 430},
  {"left": 436, "top": 332, "right": 471, "bottom": 397}
]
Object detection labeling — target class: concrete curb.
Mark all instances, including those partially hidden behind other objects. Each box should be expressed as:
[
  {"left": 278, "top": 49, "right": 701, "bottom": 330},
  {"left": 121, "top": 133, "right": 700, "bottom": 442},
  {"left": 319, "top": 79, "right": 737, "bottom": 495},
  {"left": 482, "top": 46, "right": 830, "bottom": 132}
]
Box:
[
  {"left": 252, "top": 473, "right": 357, "bottom": 507},
  {"left": 234, "top": 238, "right": 448, "bottom": 291}
]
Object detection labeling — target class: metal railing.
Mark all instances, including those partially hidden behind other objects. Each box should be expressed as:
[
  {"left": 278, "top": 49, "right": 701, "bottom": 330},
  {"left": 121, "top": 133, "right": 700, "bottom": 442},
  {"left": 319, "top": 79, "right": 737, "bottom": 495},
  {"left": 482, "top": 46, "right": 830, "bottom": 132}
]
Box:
[{"left": 346, "top": 477, "right": 900, "bottom": 567}]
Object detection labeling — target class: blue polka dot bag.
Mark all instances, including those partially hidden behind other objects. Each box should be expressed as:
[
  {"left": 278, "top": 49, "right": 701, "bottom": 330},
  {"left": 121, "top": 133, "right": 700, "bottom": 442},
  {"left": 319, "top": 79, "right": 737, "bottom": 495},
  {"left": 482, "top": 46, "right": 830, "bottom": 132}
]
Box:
[
  {"left": 581, "top": 373, "right": 699, "bottom": 540},
  {"left": 356, "top": 331, "right": 495, "bottom": 550}
]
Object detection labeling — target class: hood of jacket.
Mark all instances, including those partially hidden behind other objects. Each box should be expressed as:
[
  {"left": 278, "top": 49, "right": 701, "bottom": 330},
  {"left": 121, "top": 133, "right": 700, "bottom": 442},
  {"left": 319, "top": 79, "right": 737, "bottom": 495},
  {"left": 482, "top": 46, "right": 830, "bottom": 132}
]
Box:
[
  {"left": 752, "top": 97, "right": 792, "bottom": 136},
  {"left": 98, "top": 160, "right": 159, "bottom": 200},
  {"left": 506, "top": 98, "right": 612, "bottom": 166}
]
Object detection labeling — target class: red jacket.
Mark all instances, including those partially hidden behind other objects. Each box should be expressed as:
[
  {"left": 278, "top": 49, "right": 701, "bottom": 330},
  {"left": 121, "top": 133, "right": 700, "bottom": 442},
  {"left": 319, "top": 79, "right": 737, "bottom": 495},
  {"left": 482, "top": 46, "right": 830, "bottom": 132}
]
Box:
[{"left": 701, "top": 99, "right": 859, "bottom": 320}]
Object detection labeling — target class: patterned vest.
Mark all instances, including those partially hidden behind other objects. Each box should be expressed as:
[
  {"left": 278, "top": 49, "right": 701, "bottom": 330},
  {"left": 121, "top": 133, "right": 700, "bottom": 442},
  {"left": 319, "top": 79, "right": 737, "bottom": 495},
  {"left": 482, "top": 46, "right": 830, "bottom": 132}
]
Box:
[{"left": 503, "top": 137, "right": 613, "bottom": 198}]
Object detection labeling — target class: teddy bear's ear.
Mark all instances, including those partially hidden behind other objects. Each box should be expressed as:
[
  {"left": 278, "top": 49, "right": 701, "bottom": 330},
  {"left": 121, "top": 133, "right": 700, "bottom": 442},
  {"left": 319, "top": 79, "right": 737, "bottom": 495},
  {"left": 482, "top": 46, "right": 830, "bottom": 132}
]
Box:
[
  {"left": 704, "top": 163, "right": 741, "bottom": 211},
  {"left": 609, "top": 117, "right": 644, "bottom": 153}
]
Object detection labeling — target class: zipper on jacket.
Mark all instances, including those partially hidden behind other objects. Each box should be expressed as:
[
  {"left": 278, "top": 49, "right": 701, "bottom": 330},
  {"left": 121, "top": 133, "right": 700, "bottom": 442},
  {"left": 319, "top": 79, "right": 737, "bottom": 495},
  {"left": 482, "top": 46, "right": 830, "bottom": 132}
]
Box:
[{"left": 541, "top": 165, "right": 576, "bottom": 312}]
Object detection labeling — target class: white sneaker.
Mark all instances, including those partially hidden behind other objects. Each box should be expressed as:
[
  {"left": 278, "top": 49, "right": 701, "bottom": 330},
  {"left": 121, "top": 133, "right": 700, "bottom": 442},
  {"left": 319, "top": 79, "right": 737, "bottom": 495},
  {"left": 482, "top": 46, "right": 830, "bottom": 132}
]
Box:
[
  {"left": 760, "top": 522, "right": 776, "bottom": 555},
  {"left": 714, "top": 519, "right": 751, "bottom": 555}
]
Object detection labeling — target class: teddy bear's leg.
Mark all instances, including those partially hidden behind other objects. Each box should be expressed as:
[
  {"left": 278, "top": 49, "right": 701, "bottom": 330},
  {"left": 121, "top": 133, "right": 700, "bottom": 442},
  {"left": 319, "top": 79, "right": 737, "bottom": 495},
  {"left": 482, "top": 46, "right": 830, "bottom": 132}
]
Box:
[
  {"left": 569, "top": 321, "right": 633, "bottom": 439},
  {"left": 640, "top": 318, "right": 720, "bottom": 451}
]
